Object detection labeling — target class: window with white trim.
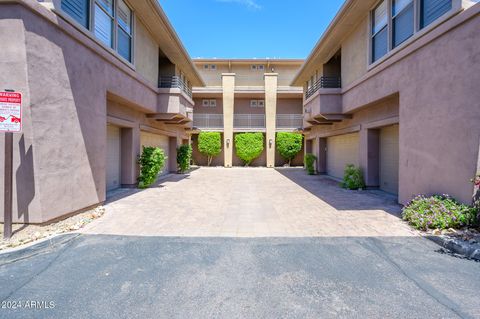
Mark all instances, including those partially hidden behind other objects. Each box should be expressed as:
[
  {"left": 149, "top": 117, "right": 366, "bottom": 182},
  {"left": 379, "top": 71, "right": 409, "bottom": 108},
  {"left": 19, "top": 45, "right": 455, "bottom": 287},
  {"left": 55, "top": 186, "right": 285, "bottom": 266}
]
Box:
[
  {"left": 370, "top": 0, "right": 452, "bottom": 63},
  {"left": 61, "top": 0, "right": 134, "bottom": 62},
  {"left": 202, "top": 100, "right": 210, "bottom": 107},
  {"left": 209, "top": 100, "right": 217, "bottom": 107},
  {"left": 257, "top": 100, "right": 265, "bottom": 107},
  {"left": 250, "top": 100, "right": 258, "bottom": 107}
]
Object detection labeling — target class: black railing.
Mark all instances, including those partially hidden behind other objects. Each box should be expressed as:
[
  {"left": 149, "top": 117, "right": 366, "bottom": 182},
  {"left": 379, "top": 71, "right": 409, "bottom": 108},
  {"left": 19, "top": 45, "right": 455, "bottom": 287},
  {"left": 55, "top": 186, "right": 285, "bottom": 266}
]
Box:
[
  {"left": 159, "top": 76, "right": 192, "bottom": 98},
  {"left": 305, "top": 76, "right": 341, "bottom": 99}
]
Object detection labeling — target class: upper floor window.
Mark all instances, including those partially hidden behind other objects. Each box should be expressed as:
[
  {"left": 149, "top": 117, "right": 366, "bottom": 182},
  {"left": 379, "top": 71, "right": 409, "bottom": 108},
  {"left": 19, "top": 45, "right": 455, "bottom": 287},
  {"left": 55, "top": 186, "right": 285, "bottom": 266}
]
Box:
[
  {"left": 251, "top": 65, "right": 265, "bottom": 71},
  {"left": 370, "top": 0, "right": 452, "bottom": 63},
  {"left": 203, "top": 64, "right": 217, "bottom": 70},
  {"left": 61, "top": 0, "right": 133, "bottom": 62}
]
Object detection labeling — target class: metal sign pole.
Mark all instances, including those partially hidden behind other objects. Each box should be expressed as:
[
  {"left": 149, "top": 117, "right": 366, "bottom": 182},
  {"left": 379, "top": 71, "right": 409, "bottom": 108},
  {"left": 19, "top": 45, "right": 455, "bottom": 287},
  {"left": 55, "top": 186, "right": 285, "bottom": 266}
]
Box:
[{"left": 4, "top": 131, "right": 13, "bottom": 239}]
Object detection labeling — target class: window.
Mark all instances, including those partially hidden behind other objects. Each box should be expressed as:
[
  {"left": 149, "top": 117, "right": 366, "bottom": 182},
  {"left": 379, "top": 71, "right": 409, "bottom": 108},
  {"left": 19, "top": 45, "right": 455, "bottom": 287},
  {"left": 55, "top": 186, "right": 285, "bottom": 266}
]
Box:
[
  {"left": 117, "top": 0, "right": 132, "bottom": 61},
  {"left": 392, "top": 0, "right": 414, "bottom": 47},
  {"left": 61, "top": 0, "right": 134, "bottom": 62},
  {"left": 94, "top": 0, "right": 114, "bottom": 47},
  {"left": 250, "top": 100, "right": 258, "bottom": 107},
  {"left": 204, "top": 64, "right": 209, "bottom": 70},
  {"left": 251, "top": 65, "right": 257, "bottom": 70},
  {"left": 370, "top": 0, "right": 452, "bottom": 64},
  {"left": 371, "top": 0, "right": 388, "bottom": 62},
  {"left": 258, "top": 65, "right": 265, "bottom": 71},
  {"left": 421, "top": 0, "right": 452, "bottom": 28},
  {"left": 257, "top": 100, "right": 265, "bottom": 108},
  {"left": 61, "top": 0, "right": 89, "bottom": 27},
  {"left": 211, "top": 65, "right": 217, "bottom": 70},
  {"left": 202, "top": 100, "right": 210, "bottom": 107},
  {"left": 251, "top": 65, "right": 265, "bottom": 71},
  {"left": 210, "top": 100, "right": 217, "bottom": 107}
]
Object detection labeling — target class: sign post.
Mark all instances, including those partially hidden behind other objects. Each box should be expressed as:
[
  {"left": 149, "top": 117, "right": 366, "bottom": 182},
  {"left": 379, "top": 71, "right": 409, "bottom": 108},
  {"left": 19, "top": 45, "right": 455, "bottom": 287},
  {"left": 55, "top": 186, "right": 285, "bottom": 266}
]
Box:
[{"left": 0, "top": 91, "right": 22, "bottom": 239}]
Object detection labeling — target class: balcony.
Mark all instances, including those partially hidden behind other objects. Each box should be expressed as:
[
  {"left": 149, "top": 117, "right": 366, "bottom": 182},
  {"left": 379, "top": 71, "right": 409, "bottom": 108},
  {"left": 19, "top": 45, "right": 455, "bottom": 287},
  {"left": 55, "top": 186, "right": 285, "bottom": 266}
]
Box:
[
  {"left": 276, "top": 114, "right": 303, "bottom": 130},
  {"left": 234, "top": 114, "right": 265, "bottom": 130},
  {"left": 193, "top": 114, "right": 224, "bottom": 130},
  {"left": 303, "top": 88, "right": 349, "bottom": 127},
  {"left": 159, "top": 76, "right": 192, "bottom": 98},
  {"left": 305, "top": 76, "right": 341, "bottom": 99}
]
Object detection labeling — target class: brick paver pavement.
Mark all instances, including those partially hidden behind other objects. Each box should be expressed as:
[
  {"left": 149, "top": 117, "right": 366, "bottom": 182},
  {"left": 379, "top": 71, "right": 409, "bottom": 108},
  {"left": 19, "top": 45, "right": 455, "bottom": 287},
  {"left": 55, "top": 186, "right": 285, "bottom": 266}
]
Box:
[{"left": 82, "top": 168, "right": 417, "bottom": 237}]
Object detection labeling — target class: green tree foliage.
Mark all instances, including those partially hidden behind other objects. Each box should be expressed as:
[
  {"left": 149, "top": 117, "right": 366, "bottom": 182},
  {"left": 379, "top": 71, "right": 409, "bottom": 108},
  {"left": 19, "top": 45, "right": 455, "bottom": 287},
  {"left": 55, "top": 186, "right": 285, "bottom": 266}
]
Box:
[
  {"left": 304, "top": 153, "right": 317, "bottom": 175},
  {"left": 138, "top": 146, "right": 167, "bottom": 189},
  {"left": 342, "top": 164, "right": 365, "bottom": 190},
  {"left": 276, "top": 132, "right": 303, "bottom": 166},
  {"left": 177, "top": 144, "right": 192, "bottom": 173},
  {"left": 234, "top": 133, "right": 264, "bottom": 166},
  {"left": 198, "top": 132, "right": 222, "bottom": 166}
]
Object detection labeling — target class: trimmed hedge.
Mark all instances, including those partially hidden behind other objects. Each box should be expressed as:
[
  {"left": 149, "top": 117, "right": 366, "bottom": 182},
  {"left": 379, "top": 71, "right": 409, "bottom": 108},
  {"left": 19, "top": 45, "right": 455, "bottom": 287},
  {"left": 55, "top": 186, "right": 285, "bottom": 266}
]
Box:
[
  {"left": 276, "top": 132, "right": 303, "bottom": 166},
  {"left": 138, "top": 146, "right": 167, "bottom": 189},
  {"left": 304, "top": 153, "right": 317, "bottom": 175},
  {"left": 198, "top": 132, "right": 222, "bottom": 166},
  {"left": 235, "top": 133, "right": 264, "bottom": 166},
  {"left": 177, "top": 144, "right": 192, "bottom": 173},
  {"left": 342, "top": 164, "right": 365, "bottom": 190}
]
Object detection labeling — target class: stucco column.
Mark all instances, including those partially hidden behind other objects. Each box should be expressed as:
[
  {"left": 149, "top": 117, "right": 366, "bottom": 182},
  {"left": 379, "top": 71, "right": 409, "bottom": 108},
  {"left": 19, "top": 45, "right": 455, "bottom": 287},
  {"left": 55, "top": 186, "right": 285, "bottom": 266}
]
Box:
[
  {"left": 359, "top": 128, "right": 380, "bottom": 187},
  {"left": 121, "top": 126, "right": 140, "bottom": 187},
  {"left": 264, "top": 73, "right": 278, "bottom": 168},
  {"left": 222, "top": 73, "right": 235, "bottom": 167}
]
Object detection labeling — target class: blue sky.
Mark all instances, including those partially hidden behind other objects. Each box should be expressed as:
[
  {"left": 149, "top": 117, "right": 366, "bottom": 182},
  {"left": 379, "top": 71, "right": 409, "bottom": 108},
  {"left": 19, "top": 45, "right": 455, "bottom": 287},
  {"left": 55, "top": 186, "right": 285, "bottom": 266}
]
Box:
[{"left": 160, "top": 0, "right": 345, "bottom": 59}]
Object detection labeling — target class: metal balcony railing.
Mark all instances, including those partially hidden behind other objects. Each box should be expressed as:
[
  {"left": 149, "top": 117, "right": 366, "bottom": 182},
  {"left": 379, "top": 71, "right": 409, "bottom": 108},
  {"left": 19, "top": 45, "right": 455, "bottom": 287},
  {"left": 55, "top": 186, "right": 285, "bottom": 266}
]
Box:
[
  {"left": 234, "top": 114, "right": 266, "bottom": 129},
  {"left": 159, "top": 76, "right": 192, "bottom": 98},
  {"left": 305, "top": 76, "right": 341, "bottom": 99},
  {"left": 193, "top": 114, "right": 223, "bottom": 129},
  {"left": 276, "top": 114, "right": 303, "bottom": 129}
]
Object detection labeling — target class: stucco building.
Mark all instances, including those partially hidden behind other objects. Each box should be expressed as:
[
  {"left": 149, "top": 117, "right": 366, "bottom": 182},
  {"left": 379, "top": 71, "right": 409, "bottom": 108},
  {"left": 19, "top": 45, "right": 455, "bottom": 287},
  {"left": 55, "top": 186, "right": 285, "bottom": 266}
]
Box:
[
  {"left": 0, "top": 0, "right": 203, "bottom": 223},
  {"left": 0, "top": 0, "right": 479, "bottom": 224},
  {"left": 293, "top": 0, "right": 480, "bottom": 204},
  {"left": 191, "top": 59, "right": 305, "bottom": 167}
]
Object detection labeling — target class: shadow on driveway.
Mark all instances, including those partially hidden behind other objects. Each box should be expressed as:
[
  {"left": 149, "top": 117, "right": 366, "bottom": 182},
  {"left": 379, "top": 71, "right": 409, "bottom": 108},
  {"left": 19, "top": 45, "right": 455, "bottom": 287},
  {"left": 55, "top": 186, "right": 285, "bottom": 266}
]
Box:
[{"left": 275, "top": 168, "right": 402, "bottom": 217}]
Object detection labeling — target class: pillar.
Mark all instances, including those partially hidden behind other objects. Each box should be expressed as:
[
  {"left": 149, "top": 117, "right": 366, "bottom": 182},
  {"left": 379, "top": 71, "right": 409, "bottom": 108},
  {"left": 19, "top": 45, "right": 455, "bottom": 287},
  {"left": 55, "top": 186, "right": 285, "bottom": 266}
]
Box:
[
  {"left": 360, "top": 128, "right": 380, "bottom": 187},
  {"left": 222, "top": 73, "right": 235, "bottom": 167},
  {"left": 264, "top": 73, "right": 278, "bottom": 168}
]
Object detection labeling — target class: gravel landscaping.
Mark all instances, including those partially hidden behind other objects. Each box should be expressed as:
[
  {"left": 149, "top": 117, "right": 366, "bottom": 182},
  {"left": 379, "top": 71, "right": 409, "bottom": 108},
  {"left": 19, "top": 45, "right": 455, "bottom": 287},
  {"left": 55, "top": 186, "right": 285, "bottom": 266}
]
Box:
[{"left": 0, "top": 206, "right": 105, "bottom": 251}]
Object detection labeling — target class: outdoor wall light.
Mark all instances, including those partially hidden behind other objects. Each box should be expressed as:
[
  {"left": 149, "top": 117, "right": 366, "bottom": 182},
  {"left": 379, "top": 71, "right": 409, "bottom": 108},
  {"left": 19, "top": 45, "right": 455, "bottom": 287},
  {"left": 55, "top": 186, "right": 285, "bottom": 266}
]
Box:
[
  {"left": 269, "top": 139, "right": 273, "bottom": 148},
  {"left": 226, "top": 139, "right": 230, "bottom": 147}
]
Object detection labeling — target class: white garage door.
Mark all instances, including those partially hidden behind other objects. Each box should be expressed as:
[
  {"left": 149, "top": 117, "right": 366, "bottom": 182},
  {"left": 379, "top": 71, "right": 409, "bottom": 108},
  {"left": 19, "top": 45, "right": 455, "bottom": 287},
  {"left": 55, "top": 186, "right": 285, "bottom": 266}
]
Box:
[
  {"left": 327, "top": 133, "right": 360, "bottom": 180},
  {"left": 380, "top": 125, "right": 399, "bottom": 194},
  {"left": 140, "top": 131, "right": 170, "bottom": 175},
  {"left": 106, "top": 125, "right": 122, "bottom": 191}
]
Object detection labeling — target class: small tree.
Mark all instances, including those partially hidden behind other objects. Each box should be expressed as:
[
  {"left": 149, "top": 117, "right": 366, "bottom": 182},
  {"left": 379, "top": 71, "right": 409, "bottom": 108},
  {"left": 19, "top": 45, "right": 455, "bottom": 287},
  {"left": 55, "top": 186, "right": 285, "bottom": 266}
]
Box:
[
  {"left": 177, "top": 144, "right": 192, "bottom": 173},
  {"left": 138, "top": 146, "right": 167, "bottom": 189},
  {"left": 276, "top": 132, "right": 303, "bottom": 166},
  {"left": 234, "top": 133, "right": 264, "bottom": 166},
  {"left": 198, "top": 132, "right": 222, "bottom": 166}
]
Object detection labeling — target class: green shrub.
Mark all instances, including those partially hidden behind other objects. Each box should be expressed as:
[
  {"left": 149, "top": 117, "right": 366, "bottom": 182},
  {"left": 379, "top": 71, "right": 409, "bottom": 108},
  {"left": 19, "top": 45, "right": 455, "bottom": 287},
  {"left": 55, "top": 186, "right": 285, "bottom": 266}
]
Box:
[
  {"left": 177, "top": 144, "right": 192, "bottom": 173},
  {"left": 342, "top": 164, "right": 365, "bottom": 190},
  {"left": 276, "top": 132, "right": 303, "bottom": 166},
  {"left": 198, "top": 132, "right": 222, "bottom": 166},
  {"left": 304, "top": 153, "right": 317, "bottom": 175},
  {"left": 402, "top": 195, "right": 479, "bottom": 230},
  {"left": 138, "top": 146, "right": 167, "bottom": 189},
  {"left": 235, "top": 132, "right": 264, "bottom": 166}
]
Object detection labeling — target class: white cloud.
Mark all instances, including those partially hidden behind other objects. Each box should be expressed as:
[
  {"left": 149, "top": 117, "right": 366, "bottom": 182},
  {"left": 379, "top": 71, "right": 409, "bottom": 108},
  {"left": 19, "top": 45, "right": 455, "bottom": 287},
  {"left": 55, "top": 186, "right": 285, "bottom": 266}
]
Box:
[{"left": 216, "top": 0, "right": 262, "bottom": 10}]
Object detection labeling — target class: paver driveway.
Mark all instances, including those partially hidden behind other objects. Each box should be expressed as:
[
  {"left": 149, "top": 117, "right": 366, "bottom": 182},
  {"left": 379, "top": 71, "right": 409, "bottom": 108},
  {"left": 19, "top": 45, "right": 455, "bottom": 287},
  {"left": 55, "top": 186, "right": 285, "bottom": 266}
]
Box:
[{"left": 83, "top": 167, "right": 416, "bottom": 237}]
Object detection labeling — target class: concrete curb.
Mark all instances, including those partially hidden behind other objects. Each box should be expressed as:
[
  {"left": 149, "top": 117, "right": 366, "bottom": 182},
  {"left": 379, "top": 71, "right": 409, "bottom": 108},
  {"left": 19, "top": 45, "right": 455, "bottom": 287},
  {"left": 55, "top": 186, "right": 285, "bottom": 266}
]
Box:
[
  {"left": 427, "top": 235, "right": 480, "bottom": 261},
  {"left": 0, "top": 233, "right": 80, "bottom": 265}
]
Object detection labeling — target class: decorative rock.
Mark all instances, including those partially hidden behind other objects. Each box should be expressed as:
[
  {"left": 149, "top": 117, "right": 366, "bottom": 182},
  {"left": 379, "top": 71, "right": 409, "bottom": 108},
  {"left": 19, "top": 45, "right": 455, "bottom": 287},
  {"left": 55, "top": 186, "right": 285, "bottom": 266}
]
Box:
[
  {"left": 432, "top": 229, "right": 442, "bottom": 235},
  {"left": 470, "top": 249, "right": 480, "bottom": 261}
]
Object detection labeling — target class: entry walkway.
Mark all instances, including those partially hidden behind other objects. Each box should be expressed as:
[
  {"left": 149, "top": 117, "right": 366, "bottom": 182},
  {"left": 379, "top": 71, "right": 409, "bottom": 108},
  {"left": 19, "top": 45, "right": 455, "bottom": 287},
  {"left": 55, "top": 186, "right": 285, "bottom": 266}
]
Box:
[{"left": 82, "top": 168, "right": 416, "bottom": 237}]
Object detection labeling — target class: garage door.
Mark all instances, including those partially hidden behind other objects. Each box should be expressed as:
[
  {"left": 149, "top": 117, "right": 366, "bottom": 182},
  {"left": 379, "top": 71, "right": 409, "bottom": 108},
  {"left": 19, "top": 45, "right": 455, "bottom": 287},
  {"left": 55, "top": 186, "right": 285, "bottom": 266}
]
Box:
[
  {"left": 326, "top": 133, "right": 360, "bottom": 179},
  {"left": 140, "top": 131, "right": 170, "bottom": 175},
  {"left": 106, "top": 125, "right": 122, "bottom": 191},
  {"left": 380, "top": 125, "right": 399, "bottom": 194}
]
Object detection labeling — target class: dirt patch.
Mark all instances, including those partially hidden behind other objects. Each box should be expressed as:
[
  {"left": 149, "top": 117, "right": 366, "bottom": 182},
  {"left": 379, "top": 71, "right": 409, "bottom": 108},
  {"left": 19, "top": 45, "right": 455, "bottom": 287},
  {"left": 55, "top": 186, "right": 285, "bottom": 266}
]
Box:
[{"left": 0, "top": 206, "right": 105, "bottom": 251}]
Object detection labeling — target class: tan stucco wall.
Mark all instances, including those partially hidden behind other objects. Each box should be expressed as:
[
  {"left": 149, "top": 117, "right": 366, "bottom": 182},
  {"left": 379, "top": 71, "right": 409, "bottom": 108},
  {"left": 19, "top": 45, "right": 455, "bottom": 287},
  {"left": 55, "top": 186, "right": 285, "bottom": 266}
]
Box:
[
  {"left": 341, "top": 16, "right": 369, "bottom": 88},
  {"left": 134, "top": 18, "right": 159, "bottom": 87},
  {"left": 265, "top": 74, "right": 278, "bottom": 168},
  {"left": 277, "top": 98, "right": 303, "bottom": 114},
  {"left": 222, "top": 74, "right": 235, "bottom": 167}
]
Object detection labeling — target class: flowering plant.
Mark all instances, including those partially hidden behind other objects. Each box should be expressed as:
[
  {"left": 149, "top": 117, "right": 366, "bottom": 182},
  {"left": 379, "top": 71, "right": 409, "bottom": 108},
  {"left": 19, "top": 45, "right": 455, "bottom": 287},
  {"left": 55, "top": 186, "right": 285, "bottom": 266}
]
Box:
[{"left": 402, "top": 194, "right": 478, "bottom": 230}]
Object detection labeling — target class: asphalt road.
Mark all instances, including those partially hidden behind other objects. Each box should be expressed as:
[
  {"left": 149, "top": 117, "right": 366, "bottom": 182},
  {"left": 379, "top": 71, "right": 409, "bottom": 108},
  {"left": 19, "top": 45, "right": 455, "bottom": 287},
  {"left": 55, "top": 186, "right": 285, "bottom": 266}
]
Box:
[{"left": 0, "top": 234, "right": 479, "bottom": 319}]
